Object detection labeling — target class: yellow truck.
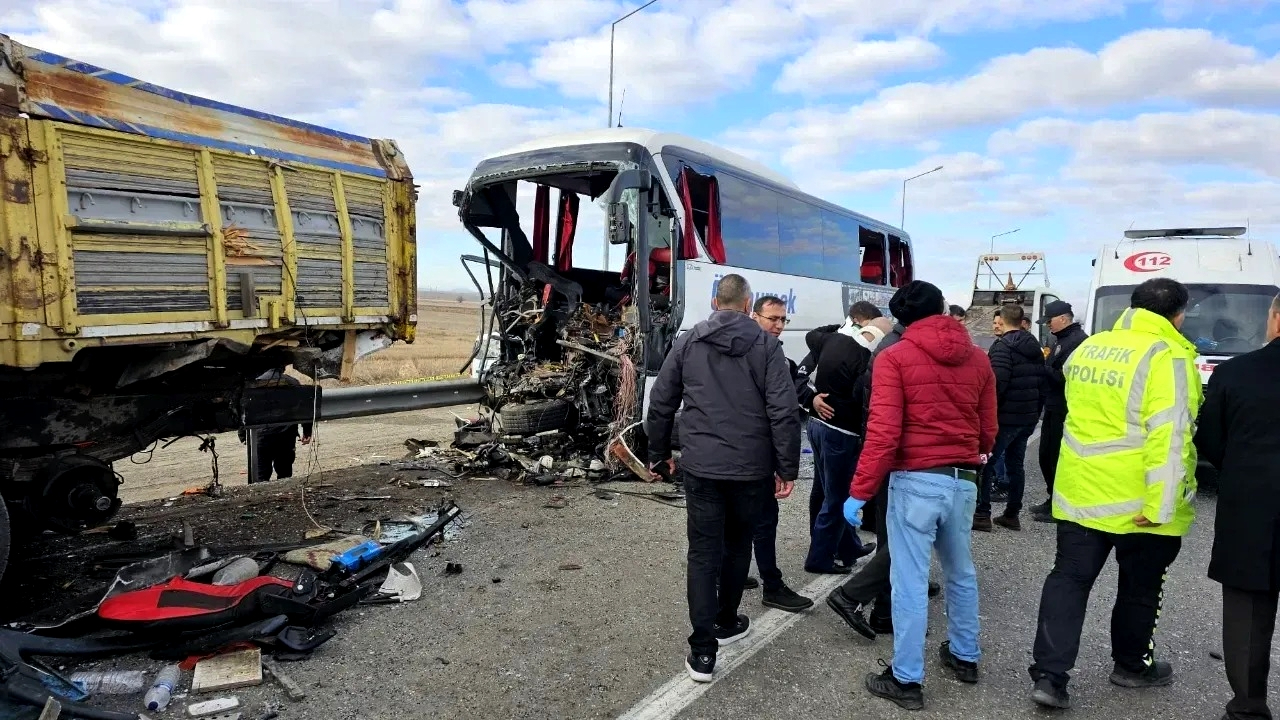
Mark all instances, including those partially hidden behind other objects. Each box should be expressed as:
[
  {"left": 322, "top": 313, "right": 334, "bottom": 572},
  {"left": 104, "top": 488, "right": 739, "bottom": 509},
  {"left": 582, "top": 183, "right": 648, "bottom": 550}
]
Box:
[{"left": 0, "top": 35, "right": 417, "bottom": 573}]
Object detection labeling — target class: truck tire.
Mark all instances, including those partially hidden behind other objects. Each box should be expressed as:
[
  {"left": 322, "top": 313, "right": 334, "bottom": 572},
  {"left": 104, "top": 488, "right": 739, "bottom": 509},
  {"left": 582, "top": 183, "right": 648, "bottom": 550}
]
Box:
[{"left": 499, "top": 399, "right": 573, "bottom": 435}]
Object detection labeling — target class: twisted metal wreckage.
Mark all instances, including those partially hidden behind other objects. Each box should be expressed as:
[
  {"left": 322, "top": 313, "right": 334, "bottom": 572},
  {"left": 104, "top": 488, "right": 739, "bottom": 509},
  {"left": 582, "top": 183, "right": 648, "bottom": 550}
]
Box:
[{"left": 438, "top": 158, "right": 676, "bottom": 487}]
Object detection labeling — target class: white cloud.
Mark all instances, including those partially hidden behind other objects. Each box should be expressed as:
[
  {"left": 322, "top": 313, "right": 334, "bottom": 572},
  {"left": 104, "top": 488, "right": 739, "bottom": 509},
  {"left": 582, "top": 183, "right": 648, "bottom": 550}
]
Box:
[
  {"left": 792, "top": 0, "right": 1127, "bottom": 35},
  {"left": 464, "top": 0, "right": 625, "bottom": 48},
  {"left": 730, "top": 28, "right": 1280, "bottom": 164},
  {"left": 805, "top": 152, "right": 1000, "bottom": 195},
  {"left": 774, "top": 37, "right": 944, "bottom": 95},
  {"left": 990, "top": 110, "right": 1280, "bottom": 178},
  {"left": 526, "top": 0, "right": 807, "bottom": 116}
]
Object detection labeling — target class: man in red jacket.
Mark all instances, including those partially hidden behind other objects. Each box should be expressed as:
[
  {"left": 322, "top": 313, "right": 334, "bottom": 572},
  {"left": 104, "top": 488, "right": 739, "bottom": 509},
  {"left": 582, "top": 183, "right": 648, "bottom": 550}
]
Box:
[{"left": 843, "top": 280, "right": 998, "bottom": 711}]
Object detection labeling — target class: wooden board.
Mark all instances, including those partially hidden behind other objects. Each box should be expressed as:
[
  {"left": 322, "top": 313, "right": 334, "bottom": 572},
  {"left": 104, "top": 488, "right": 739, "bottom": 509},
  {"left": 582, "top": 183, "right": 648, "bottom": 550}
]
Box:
[{"left": 191, "top": 648, "right": 263, "bottom": 694}]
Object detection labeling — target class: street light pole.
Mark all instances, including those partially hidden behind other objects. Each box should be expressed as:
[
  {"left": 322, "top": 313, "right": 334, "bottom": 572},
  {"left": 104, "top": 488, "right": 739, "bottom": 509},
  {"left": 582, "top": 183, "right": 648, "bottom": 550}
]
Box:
[
  {"left": 608, "top": 0, "right": 659, "bottom": 129},
  {"left": 900, "top": 165, "right": 943, "bottom": 230},
  {"left": 990, "top": 227, "right": 1021, "bottom": 253}
]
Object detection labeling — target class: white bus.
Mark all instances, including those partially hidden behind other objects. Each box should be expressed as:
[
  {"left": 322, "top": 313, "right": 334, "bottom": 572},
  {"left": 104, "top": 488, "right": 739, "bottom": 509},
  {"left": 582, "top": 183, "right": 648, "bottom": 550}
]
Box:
[{"left": 454, "top": 128, "right": 914, "bottom": 440}]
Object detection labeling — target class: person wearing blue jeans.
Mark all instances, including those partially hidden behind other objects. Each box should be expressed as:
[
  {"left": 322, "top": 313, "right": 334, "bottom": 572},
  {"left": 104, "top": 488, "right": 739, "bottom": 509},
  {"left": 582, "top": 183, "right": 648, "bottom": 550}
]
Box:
[
  {"left": 887, "top": 470, "right": 982, "bottom": 688},
  {"left": 843, "top": 280, "right": 998, "bottom": 710}
]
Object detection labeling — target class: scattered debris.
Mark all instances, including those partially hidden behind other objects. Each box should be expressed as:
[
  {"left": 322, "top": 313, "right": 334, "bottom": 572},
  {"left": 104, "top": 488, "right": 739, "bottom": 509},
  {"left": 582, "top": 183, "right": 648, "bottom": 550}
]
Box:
[
  {"left": 108, "top": 521, "right": 139, "bottom": 541},
  {"left": 187, "top": 696, "right": 240, "bottom": 717},
  {"left": 544, "top": 495, "right": 569, "bottom": 509},
  {"left": 260, "top": 659, "right": 305, "bottom": 701},
  {"left": 558, "top": 563, "right": 583, "bottom": 571},
  {"left": 1210, "top": 650, "right": 1224, "bottom": 661},
  {"left": 444, "top": 563, "right": 464, "bottom": 576},
  {"left": 191, "top": 648, "right": 263, "bottom": 693}
]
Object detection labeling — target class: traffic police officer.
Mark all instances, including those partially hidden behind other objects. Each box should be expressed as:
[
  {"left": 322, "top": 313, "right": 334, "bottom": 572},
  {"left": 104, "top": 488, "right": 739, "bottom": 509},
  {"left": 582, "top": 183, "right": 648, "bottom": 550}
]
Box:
[{"left": 1027, "top": 278, "right": 1202, "bottom": 709}]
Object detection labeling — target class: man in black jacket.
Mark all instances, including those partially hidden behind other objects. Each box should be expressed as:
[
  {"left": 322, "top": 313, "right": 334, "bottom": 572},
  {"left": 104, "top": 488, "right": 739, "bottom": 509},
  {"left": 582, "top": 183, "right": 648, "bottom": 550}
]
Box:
[
  {"left": 974, "top": 304, "right": 1046, "bottom": 531},
  {"left": 1030, "top": 301, "right": 1088, "bottom": 522},
  {"left": 646, "top": 274, "right": 801, "bottom": 684},
  {"left": 803, "top": 311, "right": 881, "bottom": 574},
  {"left": 1195, "top": 294, "right": 1280, "bottom": 720},
  {"left": 804, "top": 302, "right": 879, "bottom": 532},
  {"left": 744, "top": 295, "right": 817, "bottom": 613}
]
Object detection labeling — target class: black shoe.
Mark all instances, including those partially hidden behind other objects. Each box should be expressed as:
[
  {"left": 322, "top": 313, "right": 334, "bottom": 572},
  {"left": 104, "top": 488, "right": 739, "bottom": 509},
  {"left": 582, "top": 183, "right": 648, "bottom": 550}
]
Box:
[
  {"left": 763, "top": 583, "right": 814, "bottom": 612},
  {"left": 940, "top": 641, "right": 979, "bottom": 684},
  {"left": 991, "top": 488, "right": 1009, "bottom": 502},
  {"left": 714, "top": 614, "right": 750, "bottom": 646},
  {"left": 743, "top": 576, "right": 760, "bottom": 590},
  {"left": 972, "top": 514, "right": 993, "bottom": 532},
  {"left": 994, "top": 513, "right": 1022, "bottom": 531},
  {"left": 805, "top": 562, "right": 853, "bottom": 575},
  {"left": 865, "top": 663, "right": 924, "bottom": 711},
  {"left": 685, "top": 652, "right": 715, "bottom": 683},
  {"left": 869, "top": 612, "right": 893, "bottom": 634},
  {"left": 848, "top": 542, "right": 877, "bottom": 561},
  {"left": 1031, "top": 677, "right": 1070, "bottom": 708},
  {"left": 1030, "top": 501, "right": 1054, "bottom": 523},
  {"left": 928, "top": 581, "right": 942, "bottom": 598},
  {"left": 1109, "top": 660, "right": 1174, "bottom": 688},
  {"left": 826, "top": 590, "right": 875, "bottom": 640}
]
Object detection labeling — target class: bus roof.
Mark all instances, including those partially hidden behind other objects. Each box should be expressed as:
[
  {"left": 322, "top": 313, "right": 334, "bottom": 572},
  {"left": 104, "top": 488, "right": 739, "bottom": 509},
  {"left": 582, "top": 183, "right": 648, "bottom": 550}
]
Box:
[{"left": 484, "top": 128, "right": 800, "bottom": 190}]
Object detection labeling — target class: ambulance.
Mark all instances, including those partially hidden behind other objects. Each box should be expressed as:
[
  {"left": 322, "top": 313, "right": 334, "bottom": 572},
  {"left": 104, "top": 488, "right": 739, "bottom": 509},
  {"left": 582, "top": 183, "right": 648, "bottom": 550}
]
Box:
[{"left": 1083, "top": 226, "right": 1280, "bottom": 389}]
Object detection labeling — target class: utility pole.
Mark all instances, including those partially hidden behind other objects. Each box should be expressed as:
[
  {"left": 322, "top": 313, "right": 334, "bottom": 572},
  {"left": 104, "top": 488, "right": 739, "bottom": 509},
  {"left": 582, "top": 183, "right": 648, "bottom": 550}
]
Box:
[
  {"left": 608, "top": 0, "right": 659, "bottom": 128},
  {"left": 900, "top": 165, "right": 943, "bottom": 230}
]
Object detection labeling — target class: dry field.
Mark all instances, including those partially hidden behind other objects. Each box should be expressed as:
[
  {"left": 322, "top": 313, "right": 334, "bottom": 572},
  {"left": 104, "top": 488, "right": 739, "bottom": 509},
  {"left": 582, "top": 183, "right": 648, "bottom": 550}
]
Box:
[{"left": 334, "top": 299, "right": 485, "bottom": 385}]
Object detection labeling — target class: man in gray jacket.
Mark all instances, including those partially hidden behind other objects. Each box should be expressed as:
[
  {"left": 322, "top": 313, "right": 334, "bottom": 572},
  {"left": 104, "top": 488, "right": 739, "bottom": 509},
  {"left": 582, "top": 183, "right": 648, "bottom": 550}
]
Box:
[{"left": 647, "top": 274, "right": 801, "bottom": 684}]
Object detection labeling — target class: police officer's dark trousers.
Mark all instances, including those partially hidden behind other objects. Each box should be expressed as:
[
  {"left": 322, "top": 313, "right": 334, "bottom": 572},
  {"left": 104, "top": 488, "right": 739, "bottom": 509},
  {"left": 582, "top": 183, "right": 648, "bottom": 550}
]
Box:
[{"left": 1030, "top": 521, "right": 1181, "bottom": 687}]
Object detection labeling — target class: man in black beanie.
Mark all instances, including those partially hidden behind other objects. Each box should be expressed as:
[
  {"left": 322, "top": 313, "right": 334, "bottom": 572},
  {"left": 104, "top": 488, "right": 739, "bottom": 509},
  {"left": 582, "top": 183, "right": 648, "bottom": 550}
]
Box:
[{"left": 842, "top": 280, "right": 998, "bottom": 710}]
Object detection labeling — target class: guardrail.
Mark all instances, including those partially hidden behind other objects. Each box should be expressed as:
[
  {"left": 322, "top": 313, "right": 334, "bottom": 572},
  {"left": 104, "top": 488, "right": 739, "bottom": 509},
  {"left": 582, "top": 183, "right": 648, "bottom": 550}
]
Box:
[{"left": 319, "top": 378, "right": 486, "bottom": 420}]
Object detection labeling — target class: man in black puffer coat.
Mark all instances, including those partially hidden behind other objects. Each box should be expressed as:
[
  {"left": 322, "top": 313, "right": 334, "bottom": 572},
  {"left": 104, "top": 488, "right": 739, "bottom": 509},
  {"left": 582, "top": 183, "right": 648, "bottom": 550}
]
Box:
[{"left": 974, "top": 304, "right": 1047, "bottom": 532}]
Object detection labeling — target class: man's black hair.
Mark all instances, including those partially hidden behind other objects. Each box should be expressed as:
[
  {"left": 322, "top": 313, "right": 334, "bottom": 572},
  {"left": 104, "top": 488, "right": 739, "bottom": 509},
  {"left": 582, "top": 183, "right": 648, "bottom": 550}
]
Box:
[
  {"left": 998, "top": 304, "right": 1025, "bottom": 327},
  {"left": 753, "top": 295, "right": 785, "bottom": 313},
  {"left": 948, "top": 304, "right": 966, "bottom": 318},
  {"left": 1130, "top": 278, "right": 1189, "bottom": 320},
  {"left": 848, "top": 301, "right": 883, "bottom": 322}
]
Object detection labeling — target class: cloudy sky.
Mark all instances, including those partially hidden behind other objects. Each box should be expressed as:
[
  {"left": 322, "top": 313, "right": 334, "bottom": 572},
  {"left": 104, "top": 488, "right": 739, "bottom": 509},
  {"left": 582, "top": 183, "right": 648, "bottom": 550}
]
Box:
[{"left": 4, "top": 0, "right": 1279, "bottom": 308}]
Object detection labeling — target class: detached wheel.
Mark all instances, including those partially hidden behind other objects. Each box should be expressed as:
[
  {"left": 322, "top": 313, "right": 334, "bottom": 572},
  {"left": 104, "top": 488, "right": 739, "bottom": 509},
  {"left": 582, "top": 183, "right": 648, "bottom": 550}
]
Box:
[{"left": 499, "top": 399, "right": 573, "bottom": 435}]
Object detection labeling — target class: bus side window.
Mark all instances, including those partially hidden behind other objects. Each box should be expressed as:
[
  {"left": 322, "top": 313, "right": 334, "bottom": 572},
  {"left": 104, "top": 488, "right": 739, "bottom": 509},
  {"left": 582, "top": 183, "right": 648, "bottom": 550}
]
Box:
[
  {"left": 860, "top": 227, "right": 888, "bottom": 285},
  {"left": 717, "top": 173, "right": 780, "bottom": 273},
  {"left": 778, "top": 196, "right": 824, "bottom": 278},
  {"left": 823, "top": 212, "right": 861, "bottom": 284}
]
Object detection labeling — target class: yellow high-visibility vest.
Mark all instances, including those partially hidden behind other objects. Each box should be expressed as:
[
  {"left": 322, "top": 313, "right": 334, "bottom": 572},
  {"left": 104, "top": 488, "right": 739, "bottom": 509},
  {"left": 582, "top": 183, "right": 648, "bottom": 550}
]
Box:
[{"left": 1053, "top": 307, "right": 1202, "bottom": 536}]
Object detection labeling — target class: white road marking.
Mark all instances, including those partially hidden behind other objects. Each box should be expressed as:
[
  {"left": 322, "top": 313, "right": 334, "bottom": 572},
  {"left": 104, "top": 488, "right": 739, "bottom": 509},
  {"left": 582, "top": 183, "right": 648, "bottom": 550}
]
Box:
[
  {"left": 621, "top": 436, "right": 1047, "bottom": 720},
  {"left": 616, "top": 572, "right": 850, "bottom": 720}
]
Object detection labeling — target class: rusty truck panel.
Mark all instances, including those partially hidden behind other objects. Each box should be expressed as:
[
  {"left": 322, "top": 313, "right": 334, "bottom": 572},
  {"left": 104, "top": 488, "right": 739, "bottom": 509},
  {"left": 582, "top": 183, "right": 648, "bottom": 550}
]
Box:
[{"left": 0, "top": 34, "right": 417, "bottom": 368}]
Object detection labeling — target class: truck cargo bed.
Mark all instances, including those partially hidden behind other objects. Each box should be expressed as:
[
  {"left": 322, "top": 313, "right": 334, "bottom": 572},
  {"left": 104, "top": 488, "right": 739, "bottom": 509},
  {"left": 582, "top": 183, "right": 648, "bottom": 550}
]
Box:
[{"left": 0, "top": 34, "right": 417, "bottom": 368}]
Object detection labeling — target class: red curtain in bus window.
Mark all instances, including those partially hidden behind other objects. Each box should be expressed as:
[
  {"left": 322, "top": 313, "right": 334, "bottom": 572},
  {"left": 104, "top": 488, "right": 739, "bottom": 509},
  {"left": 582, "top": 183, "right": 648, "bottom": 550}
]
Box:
[
  {"left": 532, "top": 185, "right": 550, "bottom": 264},
  {"left": 705, "top": 176, "right": 726, "bottom": 264},
  {"left": 676, "top": 168, "right": 699, "bottom": 260},
  {"left": 555, "top": 190, "right": 579, "bottom": 272}
]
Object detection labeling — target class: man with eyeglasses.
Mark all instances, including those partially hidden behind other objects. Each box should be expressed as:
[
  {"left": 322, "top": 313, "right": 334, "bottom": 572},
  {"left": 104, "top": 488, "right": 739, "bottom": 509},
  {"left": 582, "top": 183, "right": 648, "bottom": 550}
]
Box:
[{"left": 743, "top": 295, "right": 818, "bottom": 612}]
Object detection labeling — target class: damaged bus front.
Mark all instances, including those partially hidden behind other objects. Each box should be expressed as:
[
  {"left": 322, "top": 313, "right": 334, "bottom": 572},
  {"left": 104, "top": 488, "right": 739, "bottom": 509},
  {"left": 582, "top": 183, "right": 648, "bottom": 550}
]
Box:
[
  {"left": 453, "top": 134, "right": 678, "bottom": 474},
  {"left": 454, "top": 129, "right": 916, "bottom": 478}
]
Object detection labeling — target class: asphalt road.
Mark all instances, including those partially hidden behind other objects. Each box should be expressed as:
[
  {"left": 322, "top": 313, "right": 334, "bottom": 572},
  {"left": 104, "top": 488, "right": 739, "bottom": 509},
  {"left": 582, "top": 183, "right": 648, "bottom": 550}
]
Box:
[{"left": 77, "top": 424, "right": 1244, "bottom": 720}]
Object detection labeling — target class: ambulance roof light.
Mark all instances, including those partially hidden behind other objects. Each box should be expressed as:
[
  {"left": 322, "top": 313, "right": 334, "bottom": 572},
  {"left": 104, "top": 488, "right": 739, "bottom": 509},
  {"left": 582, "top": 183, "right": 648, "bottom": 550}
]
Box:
[{"left": 1123, "top": 227, "right": 1247, "bottom": 239}]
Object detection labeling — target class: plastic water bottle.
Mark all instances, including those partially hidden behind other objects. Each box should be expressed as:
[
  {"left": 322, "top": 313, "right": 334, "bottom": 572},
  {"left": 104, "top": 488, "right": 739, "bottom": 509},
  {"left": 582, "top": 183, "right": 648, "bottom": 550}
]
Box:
[
  {"left": 69, "top": 670, "right": 147, "bottom": 695},
  {"left": 144, "top": 664, "right": 181, "bottom": 711}
]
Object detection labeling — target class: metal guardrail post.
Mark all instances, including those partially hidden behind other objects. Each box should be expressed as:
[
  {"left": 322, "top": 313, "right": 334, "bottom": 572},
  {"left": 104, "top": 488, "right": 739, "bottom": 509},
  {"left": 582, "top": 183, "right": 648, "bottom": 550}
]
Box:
[{"left": 245, "top": 427, "right": 260, "bottom": 484}]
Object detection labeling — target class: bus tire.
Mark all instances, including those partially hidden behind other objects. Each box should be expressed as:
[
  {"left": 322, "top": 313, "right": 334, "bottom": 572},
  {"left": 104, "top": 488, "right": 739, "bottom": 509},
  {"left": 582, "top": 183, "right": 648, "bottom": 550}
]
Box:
[{"left": 499, "top": 399, "right": 573, "bottom": 435}]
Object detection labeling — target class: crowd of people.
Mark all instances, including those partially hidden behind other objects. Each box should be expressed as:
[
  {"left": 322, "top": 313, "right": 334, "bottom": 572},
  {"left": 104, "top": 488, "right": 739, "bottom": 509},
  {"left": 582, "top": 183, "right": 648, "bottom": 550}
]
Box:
[{"left": 644, "top": 272, "right": 1280, "bottom": 719}]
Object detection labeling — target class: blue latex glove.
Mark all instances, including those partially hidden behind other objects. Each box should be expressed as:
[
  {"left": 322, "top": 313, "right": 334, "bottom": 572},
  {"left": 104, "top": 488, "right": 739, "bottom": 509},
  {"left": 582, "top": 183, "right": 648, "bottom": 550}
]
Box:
[{"left": 844, "top": 497, "right": 866, "bottom": 528}]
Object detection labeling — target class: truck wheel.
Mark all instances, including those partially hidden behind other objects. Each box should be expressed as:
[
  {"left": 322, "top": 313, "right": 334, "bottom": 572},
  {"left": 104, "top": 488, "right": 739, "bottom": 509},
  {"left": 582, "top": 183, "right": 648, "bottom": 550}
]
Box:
[
  {"left": 0, "top": 498, "right": 10, "bottom": 587},
  {"left": 499, "top": 399, "right": 573, "bottom": 435}
]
